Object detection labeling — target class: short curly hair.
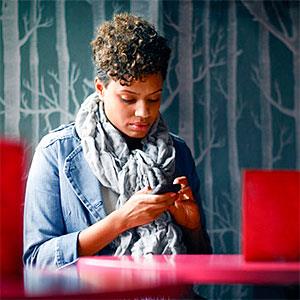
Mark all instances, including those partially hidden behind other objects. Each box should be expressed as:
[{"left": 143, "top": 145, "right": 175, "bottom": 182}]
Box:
[{"left": 91, "top": 13, "right": 171, "bottom": 86}]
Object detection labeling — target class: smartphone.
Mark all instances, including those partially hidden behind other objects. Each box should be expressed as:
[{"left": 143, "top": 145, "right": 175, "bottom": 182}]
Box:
[{"left": 151, "top": 183, "right": 181, "bottom": 195}]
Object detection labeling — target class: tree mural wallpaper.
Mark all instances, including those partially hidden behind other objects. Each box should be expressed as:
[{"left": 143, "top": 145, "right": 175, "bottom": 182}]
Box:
[{"left": 0, "top": 0, "right": 299, "bottom": 299}]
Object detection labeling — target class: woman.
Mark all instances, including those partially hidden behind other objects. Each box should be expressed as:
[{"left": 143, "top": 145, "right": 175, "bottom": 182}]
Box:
[{"left": 23, "top": 13, "right": 211, "bottom": 268}]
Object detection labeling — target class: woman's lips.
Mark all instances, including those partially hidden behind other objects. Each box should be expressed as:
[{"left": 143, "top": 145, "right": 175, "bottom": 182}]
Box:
[{"left": 129, "top": 122, "right": 150, "bottom": 132}]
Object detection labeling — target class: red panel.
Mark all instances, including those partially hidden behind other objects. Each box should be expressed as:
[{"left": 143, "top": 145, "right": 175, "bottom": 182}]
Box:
[
  {"left": 0, "top": 138, "right": 26, "bottom": 279},
  {"left": 242, "top": 170, "right": 300, "bottom": 261}
]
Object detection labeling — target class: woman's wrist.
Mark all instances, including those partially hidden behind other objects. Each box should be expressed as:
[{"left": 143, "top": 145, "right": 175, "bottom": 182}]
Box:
[
  {"left": 110, "top": 208, "right": 129, "bottom": 233},
  {"left": 78, "top": 209, "right": 128, "bottom": 256}
]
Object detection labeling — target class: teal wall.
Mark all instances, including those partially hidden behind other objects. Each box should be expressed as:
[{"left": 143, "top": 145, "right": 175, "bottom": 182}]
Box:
[{"left": 1, "top": 1, "right": 299, "bottom": 298}]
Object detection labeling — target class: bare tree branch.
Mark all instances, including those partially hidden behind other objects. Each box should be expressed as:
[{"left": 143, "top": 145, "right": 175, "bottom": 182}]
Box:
[
  {"left": 193, "top": 46, "right": 202, "bottom": 59},
  {"left": 83, "top": 78, "right": 94, "bottom": 89},
  {"left": 23, "top": 77, "right": 73, "bottom": 120},
  {"left": 44, "top": 111, "right": 54, "bottom": 133},
  {"left": 195, "top": 107, "right": 225, "bottom": 166},
  {"left": 251, "top": 65, "right": 260, "bottom": 86},
  {"left": 267, "top": 83, "right": 295, "bottom": 117},
  {"left": 164, "top": 12, "right": 180, "bottom": 32},
  {"left": 194, "top": 60, "right": 225, "bottom": 83},
  {"left": 251, "top": 110, "right": 261, "bottom": 130},
  {"left": 236, "top": 93, "right": 246, "bottom": 122},
  {"left": 211, "top": 27, "right": 226, "bottom": 62},
  {"left": 48, "top": 70, "right": 60, "bottom": 85},
  {"left": 252, "top": 67, "right": 295, "bottom": 118},
  {"left": 195, "top": 141, "right": 211, "bottom": 166},
  {"left": 82, "top": 82, "right": 92, "bottom": 101},
  {"left": 192, "top": 19, "right": 202, "bottom": 44},
  {"left": 272, "top": 126, "right": 293, "bottom": 164},
  {"left": 215, "top": 192, "right": 239, "bottom": 239},
  {"left": 194, "top": 27, "right": 226, "bottom": 84},
  {"left": 69, "top": 63, "right": 81, "bottom": 112},
  {"left": 160, "top": 87, "right": 179, "bottom": 113},
  {"left": 19, "top": 3, "right": 52, "bottom": 48},
  {"left": 203, "top": 192, "right": 239, "bottom": 237},
  {"left": 271, "top": 1, "right": 289, "bottom": 38},
  {"left": 215, "top": 76, "right": 228, "bottom": 100},
  {"left": 241, "top": 0, "right": 296, "bottom": 53}
]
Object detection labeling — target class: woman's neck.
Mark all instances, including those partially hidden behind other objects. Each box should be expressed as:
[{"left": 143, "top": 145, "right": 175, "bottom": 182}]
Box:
[{"left": 121, "top": 133, "right": 143, "bottom": 151}]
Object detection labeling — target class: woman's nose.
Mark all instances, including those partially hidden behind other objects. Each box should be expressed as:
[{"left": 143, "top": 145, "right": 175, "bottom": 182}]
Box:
[{"left": 135, "top": 100, "right": 150, "bottom": 118}]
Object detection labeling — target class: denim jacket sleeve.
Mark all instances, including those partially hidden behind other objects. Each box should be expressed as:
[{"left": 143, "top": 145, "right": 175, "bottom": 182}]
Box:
[{"left": 23, "top": 131, "right": 80, "bottom": 269}]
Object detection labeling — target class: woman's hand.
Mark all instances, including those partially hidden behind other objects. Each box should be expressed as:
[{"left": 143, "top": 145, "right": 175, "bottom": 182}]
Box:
[
  {"left": 78, "top": 187, "right": 177, "bottom": 256},
  {"left": 168, "top": 176, "right": 201, "bottom": 230},
  {"left": 118, "top": 187, "right": 178, "bottom": 230}
]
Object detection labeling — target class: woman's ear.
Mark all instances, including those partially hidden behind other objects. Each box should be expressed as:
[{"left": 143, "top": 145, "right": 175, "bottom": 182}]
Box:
[{"left": 94, "top": 77, "right": 105, "bottom": 97}]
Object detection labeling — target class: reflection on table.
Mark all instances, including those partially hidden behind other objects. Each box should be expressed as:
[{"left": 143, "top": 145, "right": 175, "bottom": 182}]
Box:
[{"left": 1, "top": 254, "right": 299, "bottom": 299}]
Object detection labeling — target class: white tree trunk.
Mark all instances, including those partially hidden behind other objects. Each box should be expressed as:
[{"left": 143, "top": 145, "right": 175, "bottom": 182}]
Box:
[
  {"left": 30, "top": 0, "right": 40, "bottom": 146},
  {"left": 203, "top": 0, "right": 213, "bottom": 234},
  {"left": 178, "top": 0, "right": 194, "bottom": 153},
  {"left": 149, "top": 0, "right": 161, "bottom": 32},
  {"left": 130, "top": 0, "right": 161, "bottom": 33},
  {"left": 227, "top": 1, "right": 240, "bottom": 252},
  {"left": 259, "top": 25, "right": 273, "bottom": 169},
  {"left": 2, "top": 0, "right": 21, "bottom": 137},
  {"left": 91, "top": 0, "right": 105, "bottom": 34},
  {"left": 130, "top": 0, "right": 150, "bottom": 21},
  {"left": 56, "top": 0, "right": 70, "bottom": 124}
]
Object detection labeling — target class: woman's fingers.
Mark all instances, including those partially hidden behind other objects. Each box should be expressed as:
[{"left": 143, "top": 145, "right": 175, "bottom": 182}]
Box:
[
  {"left": 173, "top": 176, "right": 194, "bottom": 200},
  {"left": 130, "top": 190, "right": 178, "bottom": 207},
  {"left": 121, "top": 190, "right": 180, "bottom": 228},
  {"left": 179, "top": 186, "right": 195, "bottom": 201},
  {"left": 173, "top": 176, "right": 188, "bottom": 188},
  {"left": 135, "top": 186, "right": 151, "bottom": 194}
]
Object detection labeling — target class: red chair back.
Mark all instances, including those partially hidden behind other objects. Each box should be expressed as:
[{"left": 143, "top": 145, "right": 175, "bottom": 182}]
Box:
[
  {"left": 242, "top": 169, "right": 300, "bottom": 261},
  {"left": 0, "top": 138, "right": 26, "bottom": 278}
]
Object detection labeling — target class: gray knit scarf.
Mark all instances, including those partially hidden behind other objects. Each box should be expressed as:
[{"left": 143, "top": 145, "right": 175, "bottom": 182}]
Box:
[{"left": 75, "top": 92, "right": 186, "bottom": 256}]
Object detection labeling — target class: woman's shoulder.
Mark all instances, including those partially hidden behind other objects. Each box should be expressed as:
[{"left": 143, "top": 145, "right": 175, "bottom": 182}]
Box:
[
  {"left": 170, "top": 133, "right": 195, "bottom": 164},
  {"left": 170, "top": 132, "right": 185, "bottom": 144},
  {"left": 38, "top": 123, "right": 79, "bottom": 149},
  {"left": 170, "top": 133, "right": 191, "bottom": 153},
  {"left": 170, "top": 133, "right": 198, "bottom": 186}
]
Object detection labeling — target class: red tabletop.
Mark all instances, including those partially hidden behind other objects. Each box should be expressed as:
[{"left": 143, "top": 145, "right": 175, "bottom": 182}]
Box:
[
  {"left": 77, "top": 254, "right": 300, "bottom": 285},
  {"left": 1, "top": 255, "right": 299, "bottom": 299}
]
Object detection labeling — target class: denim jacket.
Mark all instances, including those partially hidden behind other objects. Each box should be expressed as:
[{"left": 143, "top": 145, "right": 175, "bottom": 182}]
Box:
[{"left": 23, "top": 123, "right": 210, "bottom": 268}]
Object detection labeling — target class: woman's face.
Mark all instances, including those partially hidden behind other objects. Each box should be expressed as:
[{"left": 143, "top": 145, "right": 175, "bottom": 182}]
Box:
[{"left": 95, "top": 73, "right": 163, "bottom": 139}]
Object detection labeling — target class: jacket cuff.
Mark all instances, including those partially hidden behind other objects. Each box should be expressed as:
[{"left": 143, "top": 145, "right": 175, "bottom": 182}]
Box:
[{"left": 55, "top": 231, "right": 80, "bottom": 268}]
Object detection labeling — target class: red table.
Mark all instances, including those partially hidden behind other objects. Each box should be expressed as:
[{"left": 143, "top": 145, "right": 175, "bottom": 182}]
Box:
[
  {"left": 1, "top": 255, "right": 299, "bottom": 299},
  {"left": 77, "top": 254, "right": 300, "bottom": 285}
]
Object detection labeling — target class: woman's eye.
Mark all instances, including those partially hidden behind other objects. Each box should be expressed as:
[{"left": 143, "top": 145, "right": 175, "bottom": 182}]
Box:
[
  {"left": 120, "top": 97, "right": 135, "bottom": 103},
  {"left": 148, "top": 98, "right": 160, "bottom": 103}
]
